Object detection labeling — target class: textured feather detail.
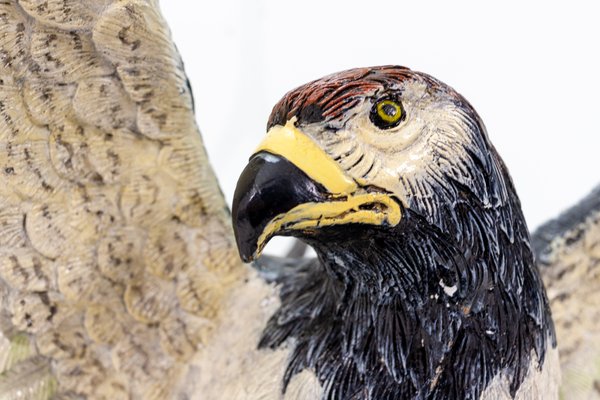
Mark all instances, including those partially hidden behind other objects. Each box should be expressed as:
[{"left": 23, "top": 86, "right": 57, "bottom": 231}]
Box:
[
  {"left": 30, "top": 28, "right": 113, "bottom": 80},
  {"left": 0, "top": 333, "right": 35, "bottom": 373},
  {"left": 19, "top": 0, "right": 109, "bottom": 30},
  {"left": 533, "top": 185, "right": 600, "bottom": 399},
  {"left": 0, "top": 0, "right": 243, "bottom": 398},
  {"left": 0, "top": 357, "right": 56, "bottom": 400}
]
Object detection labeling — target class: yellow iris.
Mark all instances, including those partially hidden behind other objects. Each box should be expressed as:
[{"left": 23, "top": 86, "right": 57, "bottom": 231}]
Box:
[{"left": 376, "top": 100, "right": 402, "bottom": 124}]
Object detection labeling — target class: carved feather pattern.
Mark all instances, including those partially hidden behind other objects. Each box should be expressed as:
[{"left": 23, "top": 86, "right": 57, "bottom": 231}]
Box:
[
  {"left": 0, "top": 0, "right": 242, "bottom": 398},
  {"left": 534, "top": 185, "right": 600, "bottom": 399}
]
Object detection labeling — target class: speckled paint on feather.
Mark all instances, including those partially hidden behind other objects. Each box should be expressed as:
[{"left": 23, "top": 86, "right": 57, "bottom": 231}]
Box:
[{"left": 0, "top": 0, "right": 245, "bottom": 398}]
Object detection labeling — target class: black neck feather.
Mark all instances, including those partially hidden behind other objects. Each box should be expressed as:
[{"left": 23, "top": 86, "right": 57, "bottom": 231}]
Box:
[{"left": 259, "top": 190, "right": 554, "bottom": 399}]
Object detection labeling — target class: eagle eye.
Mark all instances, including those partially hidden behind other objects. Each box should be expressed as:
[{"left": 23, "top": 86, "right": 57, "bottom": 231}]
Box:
[{"left": 370, "top": 98, "right": 404, "bottom": 130}]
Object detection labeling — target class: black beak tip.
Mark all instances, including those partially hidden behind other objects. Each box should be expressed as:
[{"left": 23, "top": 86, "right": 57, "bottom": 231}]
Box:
[
  {"left": 231, "top": 152, "right": 327, "bottom": 263},
  {"left": 231, "top": 165, "right": 261, "bottom": 263},
  {"left": 233, "top": 228, "right": 258, "bottom": 264},
  {"left": 238, "top": 249, "right": 254, "bottom": 264}
]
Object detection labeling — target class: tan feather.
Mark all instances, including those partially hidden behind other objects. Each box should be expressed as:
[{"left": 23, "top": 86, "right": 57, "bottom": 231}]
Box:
[
  {"left": 0, "top": 0, "right": 248, "bottom": 398},
  {"left": 534, "top": 187, "right": 600, "bottom": 399}
]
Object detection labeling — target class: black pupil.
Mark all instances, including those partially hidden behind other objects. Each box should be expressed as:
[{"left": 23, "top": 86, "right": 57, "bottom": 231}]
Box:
[{"left": 382, "top": 103, "right": 397, "bottom": 117}]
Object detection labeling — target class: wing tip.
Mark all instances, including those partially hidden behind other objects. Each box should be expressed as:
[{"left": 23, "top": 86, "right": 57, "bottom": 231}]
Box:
[{"left": 532, "top": 184, "right": 600, "bottom": 263}]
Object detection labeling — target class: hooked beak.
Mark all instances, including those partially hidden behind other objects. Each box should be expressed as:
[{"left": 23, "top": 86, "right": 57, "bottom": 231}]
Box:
[{"left": 232, "top": 119, "right": 402, "bottom": 262}]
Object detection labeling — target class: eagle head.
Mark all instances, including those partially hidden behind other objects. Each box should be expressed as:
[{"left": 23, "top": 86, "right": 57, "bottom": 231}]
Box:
[
  {"left": 233, "top": 65, "right": 509, "bottom": 262},
  {"left": 231, "top": 66, "right": 555, "bottom": 399}
]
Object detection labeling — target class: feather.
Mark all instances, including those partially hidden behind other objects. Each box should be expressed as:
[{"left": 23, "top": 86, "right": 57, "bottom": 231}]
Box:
[
  {"left": 533, "top": 185, "right": 600, "bottom": 399},
  {"left": 0, "top": 0, "right": 243, "bottom": 398},
  {"left": 0, "top": 357, "right": 56, "bottom": 400}
]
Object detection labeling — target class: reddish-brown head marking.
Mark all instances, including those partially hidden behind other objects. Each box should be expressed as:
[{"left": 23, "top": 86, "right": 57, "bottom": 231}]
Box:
[{"left": 267, "top": 66, "right": 421, "bottom": 130}]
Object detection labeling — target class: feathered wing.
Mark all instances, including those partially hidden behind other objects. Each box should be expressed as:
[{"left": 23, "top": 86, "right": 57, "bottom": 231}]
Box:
[
  {"left": 533, "top": 185, "right": 600, "bottom": 399},
  {"left": 0, "top": 0, "right": 243, "bottom": 398}
]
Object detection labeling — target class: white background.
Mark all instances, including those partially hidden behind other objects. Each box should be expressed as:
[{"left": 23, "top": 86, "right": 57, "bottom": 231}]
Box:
[{"left": 160, "top": 1, "right": 599, "bottom": 254}]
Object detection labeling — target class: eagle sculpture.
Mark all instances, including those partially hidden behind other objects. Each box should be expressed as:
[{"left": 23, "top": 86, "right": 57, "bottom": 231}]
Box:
[{"left": 0, "top": 1, "right": 598, "bottom": 400}]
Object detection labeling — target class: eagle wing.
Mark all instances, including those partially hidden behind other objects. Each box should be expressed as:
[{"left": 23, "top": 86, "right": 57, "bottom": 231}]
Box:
[
  {"left": 533, "top": 185, "right": 600, "bottom": 399},
  {"left": 0, "top": 0, "right": 242, "bottom": 398}
]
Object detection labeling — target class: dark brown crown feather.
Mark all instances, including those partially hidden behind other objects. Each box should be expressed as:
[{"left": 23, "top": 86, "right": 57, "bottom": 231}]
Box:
[{"left": 267, "top": 66, "right": 418, "bottom": 129}]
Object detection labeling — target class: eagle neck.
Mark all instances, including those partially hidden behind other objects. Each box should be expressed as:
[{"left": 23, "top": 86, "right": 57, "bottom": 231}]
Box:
[{"left": 260, "top": 205, "right": 554, "bottom": 399}]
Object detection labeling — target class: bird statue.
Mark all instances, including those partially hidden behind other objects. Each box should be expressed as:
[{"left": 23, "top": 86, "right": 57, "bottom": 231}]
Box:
[
  {"left": 0, "top": 1, "right": 598, "bottom": 400},
  {"left": 231, "top": 66, "right": 561, "bottom": 400}
]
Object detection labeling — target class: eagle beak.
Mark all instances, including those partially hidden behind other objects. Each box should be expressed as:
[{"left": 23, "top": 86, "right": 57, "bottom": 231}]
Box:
[{"left": 232, "top": 119, "right": 402, "bottom": 262}]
